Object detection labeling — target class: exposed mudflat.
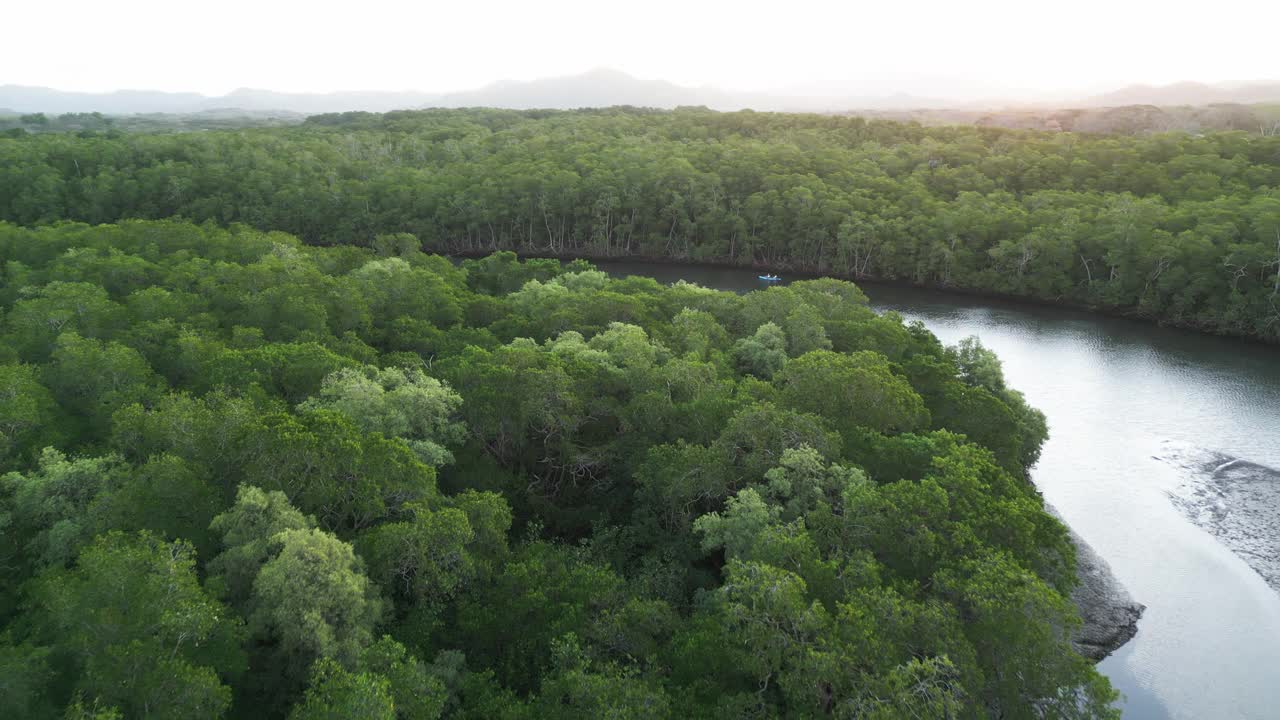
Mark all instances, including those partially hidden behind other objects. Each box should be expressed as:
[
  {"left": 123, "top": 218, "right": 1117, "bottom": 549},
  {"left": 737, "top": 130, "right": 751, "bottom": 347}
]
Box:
[
  {"left": 1160, "top": 444, "right": 1280, "bottom": 593},
  {"left": 1070, "top": 529, "right": 1146, "bottom": 660},
  {"left": 1047, "top": 505, "right": 1145, "bottom": 661}
]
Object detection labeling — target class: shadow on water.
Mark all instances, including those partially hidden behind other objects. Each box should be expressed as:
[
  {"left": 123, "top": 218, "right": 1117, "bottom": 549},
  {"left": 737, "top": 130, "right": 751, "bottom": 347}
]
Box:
[{"left": 1100, "top": 643, "right": 1170, "bottom": 719}]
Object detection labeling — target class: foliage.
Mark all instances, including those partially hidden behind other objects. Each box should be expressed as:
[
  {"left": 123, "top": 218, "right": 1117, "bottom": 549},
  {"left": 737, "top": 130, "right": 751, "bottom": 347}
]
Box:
[
  {"left": 298, "top": 365, "right": 465, "bottom": 466},
  {"left": 2, "top": 109, "right": 1279, "bottom": 341},
  {"left": 0, "top": 222, "right": 1116, "bottom": 718},
  {"left": 27, "top": 532, "right": 245, "bottom": 720},
  {"left": 287, "top": 659, "right": 396, "bottom": 720}
]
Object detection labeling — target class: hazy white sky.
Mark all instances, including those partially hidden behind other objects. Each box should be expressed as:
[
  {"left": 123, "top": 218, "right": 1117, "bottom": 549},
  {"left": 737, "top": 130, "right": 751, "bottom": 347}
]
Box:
[{"left": 7, "top": 0, "right": 1277, "bottom": 98}]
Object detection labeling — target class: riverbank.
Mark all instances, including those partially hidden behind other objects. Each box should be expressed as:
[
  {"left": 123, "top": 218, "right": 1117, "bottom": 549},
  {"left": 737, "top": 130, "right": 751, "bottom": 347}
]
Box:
[
  {"left": 444, "top": 249, "right": 1278, "bottom": 346},
  {"left": 474, "top": 250, "right": 1150, "bottom": 662},
  {"left": 593, "top": 258, "right": 1280, "bottom": 718},
  {"left": 1058, "top": 510, "right": 1146, "bottom": 661}
]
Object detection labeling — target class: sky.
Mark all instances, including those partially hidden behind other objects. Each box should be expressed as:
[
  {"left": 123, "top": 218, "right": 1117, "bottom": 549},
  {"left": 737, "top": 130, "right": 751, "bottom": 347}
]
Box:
[{"left": 6, "top": 0, "right": 1278, "bottom": 100}]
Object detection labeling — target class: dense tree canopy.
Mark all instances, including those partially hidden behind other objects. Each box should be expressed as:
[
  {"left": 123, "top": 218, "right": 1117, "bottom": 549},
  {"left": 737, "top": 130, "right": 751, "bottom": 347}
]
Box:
[
  {"left": 0, "top": 219, "right": 1119, "bottom": 717},
  {"left": 1, "top": 107, "right": 1278, "bottom": 341}
]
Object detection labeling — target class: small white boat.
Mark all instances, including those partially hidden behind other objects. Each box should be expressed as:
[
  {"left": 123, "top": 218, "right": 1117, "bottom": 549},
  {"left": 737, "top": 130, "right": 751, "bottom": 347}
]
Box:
[{"left": 758, "top": 274, "right": 781, "bottom": 282}]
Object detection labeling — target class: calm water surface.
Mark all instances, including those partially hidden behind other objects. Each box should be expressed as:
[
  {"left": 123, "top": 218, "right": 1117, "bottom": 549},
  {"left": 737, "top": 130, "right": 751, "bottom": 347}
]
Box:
[{"left": 600, "top": 261, "right": 1280, "bottom": 720}]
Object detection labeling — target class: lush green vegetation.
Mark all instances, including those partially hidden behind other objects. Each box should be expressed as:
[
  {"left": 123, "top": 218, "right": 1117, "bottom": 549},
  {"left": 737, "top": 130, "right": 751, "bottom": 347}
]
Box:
[
  {"left": 1, "top": 111, "right": 303, "bottom": 136},
  {"left": 2, "top": 107, "right": 1279, "bottom": 341},
  {"left": 842, "top": 102, "right": 1280, "bottom": 136},
  {"left": 0, "top": 219, "right": 1122, "bottom": 718}
]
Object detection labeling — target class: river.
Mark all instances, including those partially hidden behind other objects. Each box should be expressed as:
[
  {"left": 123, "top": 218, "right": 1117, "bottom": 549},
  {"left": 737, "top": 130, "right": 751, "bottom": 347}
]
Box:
[{"left": 596, "top": 261, "right": 1280, "bottom": 720}]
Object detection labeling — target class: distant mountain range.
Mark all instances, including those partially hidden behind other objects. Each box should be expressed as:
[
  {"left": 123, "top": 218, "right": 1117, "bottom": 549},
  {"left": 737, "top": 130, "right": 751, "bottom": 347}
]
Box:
[
  {"left": 1081, "top": 81, "right": 1280, "bottom": 107},
  {"left": 0, "top": 85, "right": 434, "bottom": 115},
  {"left": 3, "top": 71, "right": 1280, "bottom": 116},
  {"left": 429, "top": 69, "right": 952, "bottom": 113},
  {"left": 0, "top": 70, "right": 963, "bottom": 115}
]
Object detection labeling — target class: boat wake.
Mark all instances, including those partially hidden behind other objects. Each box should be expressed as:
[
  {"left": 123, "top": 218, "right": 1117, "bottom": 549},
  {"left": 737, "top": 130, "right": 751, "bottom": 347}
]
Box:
[{"left": 1157, "top": 442, "right": 1280, "bottom": 593}]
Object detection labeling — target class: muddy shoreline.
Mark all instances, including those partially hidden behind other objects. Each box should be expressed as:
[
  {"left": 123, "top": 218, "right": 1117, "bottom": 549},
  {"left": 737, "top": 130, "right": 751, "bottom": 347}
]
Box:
[{"left": 1164, "top": 447, "right": 1280, "bottom": 593}]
